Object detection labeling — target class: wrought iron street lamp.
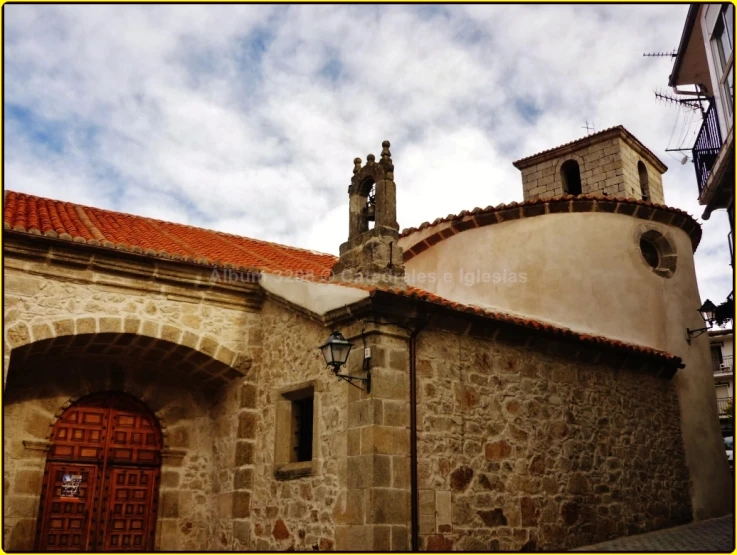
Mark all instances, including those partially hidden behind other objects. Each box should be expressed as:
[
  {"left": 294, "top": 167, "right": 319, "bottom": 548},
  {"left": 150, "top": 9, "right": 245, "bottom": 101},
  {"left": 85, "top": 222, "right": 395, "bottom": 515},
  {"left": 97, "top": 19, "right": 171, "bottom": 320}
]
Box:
[
  {"left": 319, "top": 330, "right": 370, "bottom": 392},
  {"left": 686, "top": 299, "right": 718, "bottom": 343}
]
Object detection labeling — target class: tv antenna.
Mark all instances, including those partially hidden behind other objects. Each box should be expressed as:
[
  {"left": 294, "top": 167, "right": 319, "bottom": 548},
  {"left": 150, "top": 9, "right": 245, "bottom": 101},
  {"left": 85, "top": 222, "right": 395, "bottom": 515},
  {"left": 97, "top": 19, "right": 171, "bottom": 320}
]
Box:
[
  {"left": 582, "top": 120, "right": 595, "bottom": 135},
  {"left": 642, "top": 50, "right": 677, "bottom": 58},
  {"left": 654, "top": 90, "right": 704, "bottom": 115}
]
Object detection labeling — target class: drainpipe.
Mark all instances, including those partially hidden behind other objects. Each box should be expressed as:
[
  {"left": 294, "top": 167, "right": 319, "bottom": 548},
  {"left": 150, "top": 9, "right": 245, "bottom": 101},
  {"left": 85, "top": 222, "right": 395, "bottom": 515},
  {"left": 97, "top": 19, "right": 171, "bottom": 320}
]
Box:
[{"left": 409, "top": 316, "right": 428, "bottom": 552}]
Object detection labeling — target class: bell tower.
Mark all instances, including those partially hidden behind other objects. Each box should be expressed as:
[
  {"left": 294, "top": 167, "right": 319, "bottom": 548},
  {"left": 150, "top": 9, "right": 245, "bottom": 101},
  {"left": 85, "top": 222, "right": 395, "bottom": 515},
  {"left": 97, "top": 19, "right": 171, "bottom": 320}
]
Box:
[
  {"left": 512, "top": 126, "right": 667, "bottom": 204},
  {"left": 332, "top": 140, "right": 405, "bottom": 286}
]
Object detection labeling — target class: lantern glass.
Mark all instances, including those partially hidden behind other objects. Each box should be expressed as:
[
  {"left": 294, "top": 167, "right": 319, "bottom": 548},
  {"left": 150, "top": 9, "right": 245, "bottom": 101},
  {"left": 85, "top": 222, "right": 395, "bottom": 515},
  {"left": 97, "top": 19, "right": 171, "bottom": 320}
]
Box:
[
  {"left": 320, "top": 342, "right": 335, "bottom": 366},
  {"left": 699, "top": 299, "right": 717, "bottom": 323}
]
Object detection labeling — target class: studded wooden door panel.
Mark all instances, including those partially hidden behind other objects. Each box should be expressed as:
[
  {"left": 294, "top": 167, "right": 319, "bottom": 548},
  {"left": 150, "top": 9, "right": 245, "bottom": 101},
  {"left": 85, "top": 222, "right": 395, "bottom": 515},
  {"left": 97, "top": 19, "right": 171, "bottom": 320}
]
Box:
[
  {"left": 36, "top": 392, "right": 162, "bottom": 552},
  {"left": 48, "top": 403, "right": 108, "bottom": 462},
  {"left": 107, "top": 402, "right": 162, "bottom": 466},
  {"left": 37, "top": 463, "right": 98, "bottom": 552},
  {"left": 102, "top": 467, "right": 159, "bottom": 551}
]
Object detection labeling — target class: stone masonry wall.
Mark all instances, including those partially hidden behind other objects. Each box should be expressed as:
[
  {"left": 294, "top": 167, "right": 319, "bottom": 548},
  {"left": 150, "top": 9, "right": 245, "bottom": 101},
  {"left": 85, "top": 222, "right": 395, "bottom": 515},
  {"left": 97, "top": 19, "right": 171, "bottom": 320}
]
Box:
[
  {"left": 3, "top": 253, "right": 262, "bottom": 551},
  {"left": 3, "top": 258, "right": 259, "bottom": 382},
  {"left": 247, "top": 302, "right": 412, "bottom": 551},
  {"left": 248, "top": 300, "right": 347, "bottom": 551},
  {"left": 3, "top": 354, "right": 217, "bottom": 551},
  {"left": 521, "top": 138, "right": 665, "bottom": 204},
  {"left": 616, "top": 138, "right": 665, "bottom": 204},
  {"left": 415, "top": 329, "right": 691, "bottom": 551}
]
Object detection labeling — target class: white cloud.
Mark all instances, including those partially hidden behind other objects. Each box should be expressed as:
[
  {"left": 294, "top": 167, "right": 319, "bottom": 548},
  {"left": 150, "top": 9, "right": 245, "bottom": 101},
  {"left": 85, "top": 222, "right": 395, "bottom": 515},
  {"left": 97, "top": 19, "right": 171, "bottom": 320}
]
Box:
[{"left": 4, "top": 3, "right": 732, "bottom": 304}]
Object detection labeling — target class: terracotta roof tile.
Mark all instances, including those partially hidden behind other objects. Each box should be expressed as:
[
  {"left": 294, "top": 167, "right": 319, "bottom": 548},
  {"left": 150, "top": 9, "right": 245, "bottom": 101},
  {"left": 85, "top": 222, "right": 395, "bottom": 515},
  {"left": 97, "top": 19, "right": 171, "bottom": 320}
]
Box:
[
  {"left": 4, "top": 191, "right": 681, "bottom": 365},
  {"left": 365, "top": 286, "right": 681, "bottom": 364},
  {"left": 4, "top": 191, "right": 338, "bottom": 276},
  {"left": 400, "top": 194, "right": 700, "bottom": 239}
]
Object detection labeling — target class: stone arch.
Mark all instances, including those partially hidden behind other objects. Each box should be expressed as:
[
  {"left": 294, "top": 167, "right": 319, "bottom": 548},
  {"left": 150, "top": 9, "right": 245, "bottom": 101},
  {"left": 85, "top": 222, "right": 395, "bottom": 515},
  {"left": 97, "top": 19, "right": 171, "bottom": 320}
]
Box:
[
  {"left": 3, "top": 328, "right": 223, "bottom": 551},
  {"left": 358, "top": 175, "right": 376, "bottom": 197},
  {"left": 554, "top": 154, "right": 585, "bottom": 195},
  {"left": 4, "top": 315, "right": 252, "bottom": 386},
  {"left": 560, "top": 159, "right": 582, "bottom": 195}
]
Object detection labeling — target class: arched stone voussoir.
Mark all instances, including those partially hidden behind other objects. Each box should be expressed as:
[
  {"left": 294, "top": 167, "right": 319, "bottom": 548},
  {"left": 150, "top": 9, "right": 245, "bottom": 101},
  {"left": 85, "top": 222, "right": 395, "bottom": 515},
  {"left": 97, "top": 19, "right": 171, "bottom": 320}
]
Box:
[{"left": 7, "top": 316, "right": 253, "bottom": 386}]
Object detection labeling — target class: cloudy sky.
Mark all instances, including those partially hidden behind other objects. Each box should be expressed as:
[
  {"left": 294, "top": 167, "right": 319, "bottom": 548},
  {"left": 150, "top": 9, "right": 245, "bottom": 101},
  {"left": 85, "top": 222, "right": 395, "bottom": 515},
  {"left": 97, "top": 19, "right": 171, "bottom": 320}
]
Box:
[{"left": 4, "top": 4, "right": 732, "bottom": 303}]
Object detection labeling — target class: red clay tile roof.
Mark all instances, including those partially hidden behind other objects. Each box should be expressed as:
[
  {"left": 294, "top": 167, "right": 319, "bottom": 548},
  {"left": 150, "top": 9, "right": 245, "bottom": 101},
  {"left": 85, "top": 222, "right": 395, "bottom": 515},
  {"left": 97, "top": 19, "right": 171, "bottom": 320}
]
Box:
[
  {"left": 399, "top": 194, "right": 702, "bottom": 251},
  {"left": 3, "top": 191, "right": 338, "bottom": 276},
  {"left": 368, "top": 286, "right": 681, "bottom": 365},
  {"left": 4, "top": 191, "right": 681, "bottom": 365},
  {"left": 511, "top": 125, "right": 668, "bottom": 172}
]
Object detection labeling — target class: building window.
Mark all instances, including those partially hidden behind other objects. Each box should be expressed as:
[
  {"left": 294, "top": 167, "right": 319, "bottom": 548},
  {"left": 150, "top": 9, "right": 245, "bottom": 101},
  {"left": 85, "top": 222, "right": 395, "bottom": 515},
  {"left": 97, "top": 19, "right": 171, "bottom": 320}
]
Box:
[
  {"left": 638, "top": 229, "right": 677, "bottom": 278},
  {"left": 710, "top": 4, "right": 734, "bottom": 125},
  {"left": 275, "top": 383, "right": 316, "bottom": 479},
  {"left": 292, "top": 396, "right": 314, "bottom": 462},
  {"left": 640, "top": 236, "right": 660, "bottom": 268},
  {"left": 560, "top": 159, "right": 582, "bottom": 195},
  {"left": 638, "top": 161, "right": 650, "bottom": 201}
]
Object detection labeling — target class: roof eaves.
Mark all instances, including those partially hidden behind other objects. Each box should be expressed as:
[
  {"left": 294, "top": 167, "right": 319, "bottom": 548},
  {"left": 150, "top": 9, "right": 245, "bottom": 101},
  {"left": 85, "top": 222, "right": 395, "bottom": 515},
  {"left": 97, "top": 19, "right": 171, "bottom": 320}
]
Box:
[
  {"left": 512, "top": 127, "right": 622, "bottom": 168},
  {"left": 669, "top": 4, "right": 701, "bottom": 88},
  {"left": 367, "top": 287, "right": 681, "bottom": 366},
  {"left": 512, "top": 126, "right": 667, "bottom": 173},
  {"left": 2, "top": 227, "right": 265, "bottom": 278}
]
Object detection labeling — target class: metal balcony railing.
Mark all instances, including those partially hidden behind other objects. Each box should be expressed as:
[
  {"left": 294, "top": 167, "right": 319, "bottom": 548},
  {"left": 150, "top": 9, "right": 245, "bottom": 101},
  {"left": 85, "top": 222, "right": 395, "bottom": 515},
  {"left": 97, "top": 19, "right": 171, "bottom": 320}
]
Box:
[
  {"left": 693, "top": 101, "right": 723, "bottom": 195},
  {"left": 714, "top": 355, "right": 734, "bottom": 374},
  {"left": 717, "top": 397, "right": 733, "bottom": 415}
]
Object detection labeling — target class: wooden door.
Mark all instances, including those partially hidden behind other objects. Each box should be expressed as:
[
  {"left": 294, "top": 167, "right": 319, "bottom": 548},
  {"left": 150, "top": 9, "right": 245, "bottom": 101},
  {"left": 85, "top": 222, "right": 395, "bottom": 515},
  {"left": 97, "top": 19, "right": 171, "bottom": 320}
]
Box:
[
  {"left": 102, "top": 467, "right": 159, "bottom": 551},
  {"left": 37, "top": 463, "right": 98, "bottom": 551},
  {"left": 36, "top": 393, "right": 162, "bottom": 552}
]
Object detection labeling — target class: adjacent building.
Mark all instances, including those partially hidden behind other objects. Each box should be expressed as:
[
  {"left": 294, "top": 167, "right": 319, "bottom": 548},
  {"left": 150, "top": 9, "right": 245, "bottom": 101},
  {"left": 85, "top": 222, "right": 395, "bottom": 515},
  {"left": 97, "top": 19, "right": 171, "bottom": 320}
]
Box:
[
  {"left": 3, "top": 135, "right": 732, "bottom": 552},
  {"left": 669, "top": 2, "right": 735, "bottom": 264},
  {"left": 710, "top": 328, "right": 734, "bottom": 435}
]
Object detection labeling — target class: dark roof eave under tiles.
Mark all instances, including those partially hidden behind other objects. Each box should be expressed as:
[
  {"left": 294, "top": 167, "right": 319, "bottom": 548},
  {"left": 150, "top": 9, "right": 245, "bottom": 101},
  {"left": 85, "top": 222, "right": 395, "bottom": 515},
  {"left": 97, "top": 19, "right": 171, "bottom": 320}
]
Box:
[
  {"left": 366, "top": 288, "right": 683, "bottom": 368},
  {"left": 399, "top": 195, "right": 702, "bottom": 254}
]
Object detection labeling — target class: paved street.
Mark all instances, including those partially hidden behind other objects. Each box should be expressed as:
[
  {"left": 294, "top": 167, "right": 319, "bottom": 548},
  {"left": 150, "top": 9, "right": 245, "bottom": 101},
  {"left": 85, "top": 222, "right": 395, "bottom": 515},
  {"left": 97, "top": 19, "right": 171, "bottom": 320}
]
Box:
[{"left": 573, "top": 515, "right": 734, "bottom": 552}]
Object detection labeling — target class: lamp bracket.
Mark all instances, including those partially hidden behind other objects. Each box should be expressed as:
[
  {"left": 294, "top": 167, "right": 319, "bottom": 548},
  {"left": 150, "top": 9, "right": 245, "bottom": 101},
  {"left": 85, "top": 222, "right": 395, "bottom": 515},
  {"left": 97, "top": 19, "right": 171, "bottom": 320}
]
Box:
[
  {"left": 335, "top": 372, "right": 371, "bottom": 393},
  {"left": 686, "top": 325, "right": 711, "bottom": 344}
]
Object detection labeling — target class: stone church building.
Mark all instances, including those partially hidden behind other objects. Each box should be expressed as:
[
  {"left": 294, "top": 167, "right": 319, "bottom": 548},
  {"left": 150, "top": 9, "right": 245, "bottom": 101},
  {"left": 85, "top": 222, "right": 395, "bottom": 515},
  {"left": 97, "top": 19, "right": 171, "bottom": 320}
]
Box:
[{"left": 3, "top": 130, "right": 732, "bottom": 551}]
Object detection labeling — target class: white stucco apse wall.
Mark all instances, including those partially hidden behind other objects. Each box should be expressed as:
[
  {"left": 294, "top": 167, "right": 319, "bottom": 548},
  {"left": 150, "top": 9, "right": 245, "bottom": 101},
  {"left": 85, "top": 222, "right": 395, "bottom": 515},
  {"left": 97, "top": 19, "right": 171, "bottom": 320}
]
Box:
[{"left": 401, "top": 210, "right": 733, "bottom": 520}]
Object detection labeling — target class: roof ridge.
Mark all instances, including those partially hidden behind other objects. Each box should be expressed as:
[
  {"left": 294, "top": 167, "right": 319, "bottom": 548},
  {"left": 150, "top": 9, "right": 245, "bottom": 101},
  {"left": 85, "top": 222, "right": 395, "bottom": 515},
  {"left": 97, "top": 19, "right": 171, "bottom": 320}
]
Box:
[
  {"left": 4, "top": 190, "right": 337, "bottom": 260},
  {"left": 511, "top": 125, "right": 666, "bottom": 172}
]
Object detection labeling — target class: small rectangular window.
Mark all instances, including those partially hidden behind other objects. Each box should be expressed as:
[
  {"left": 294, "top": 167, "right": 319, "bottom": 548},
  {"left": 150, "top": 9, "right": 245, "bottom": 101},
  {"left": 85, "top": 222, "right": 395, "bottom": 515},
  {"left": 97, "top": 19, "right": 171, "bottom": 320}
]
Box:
[
  {"left": 274, "top": 383, "right": 316, "bottom": 480},
  {"left": 292, "top": 396, "right": 314, "bottom": 463}
]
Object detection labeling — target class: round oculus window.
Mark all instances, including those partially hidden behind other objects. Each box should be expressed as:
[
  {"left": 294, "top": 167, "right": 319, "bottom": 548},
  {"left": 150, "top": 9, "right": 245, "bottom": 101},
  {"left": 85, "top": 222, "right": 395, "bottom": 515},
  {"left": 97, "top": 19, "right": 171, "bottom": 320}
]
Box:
[
  {"left": 639, "top": 237, "right": 660, "bottom": 269},
  {"left": 638, "top": 229, "right": 676, "bottom": 278}
]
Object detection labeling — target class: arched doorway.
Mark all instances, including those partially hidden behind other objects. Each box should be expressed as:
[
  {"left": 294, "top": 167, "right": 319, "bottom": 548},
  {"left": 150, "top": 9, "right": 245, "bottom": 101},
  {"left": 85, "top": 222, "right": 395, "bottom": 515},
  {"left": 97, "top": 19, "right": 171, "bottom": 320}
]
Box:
[{"left": 35, "top": 392, "right": 162, "bottom": 552}]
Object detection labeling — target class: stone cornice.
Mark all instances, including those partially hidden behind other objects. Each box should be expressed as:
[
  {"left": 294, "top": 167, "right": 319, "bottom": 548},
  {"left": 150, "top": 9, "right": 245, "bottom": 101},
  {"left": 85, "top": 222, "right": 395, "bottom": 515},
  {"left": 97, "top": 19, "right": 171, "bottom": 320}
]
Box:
[
  {"left": 400, "top": 196, "right": 702, "bottom": 261},
  {"left": 4, "top": 232, "right": 264, "bottom": 311}
]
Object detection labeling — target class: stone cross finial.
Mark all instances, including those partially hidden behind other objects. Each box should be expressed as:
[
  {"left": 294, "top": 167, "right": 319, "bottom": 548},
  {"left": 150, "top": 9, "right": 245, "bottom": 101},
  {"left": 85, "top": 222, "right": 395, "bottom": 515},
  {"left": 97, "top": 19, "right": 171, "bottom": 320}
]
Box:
[{"left": 353, "top": 158, "right": 362, "bottom": 174}]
